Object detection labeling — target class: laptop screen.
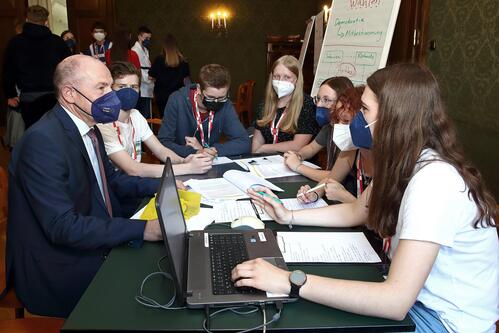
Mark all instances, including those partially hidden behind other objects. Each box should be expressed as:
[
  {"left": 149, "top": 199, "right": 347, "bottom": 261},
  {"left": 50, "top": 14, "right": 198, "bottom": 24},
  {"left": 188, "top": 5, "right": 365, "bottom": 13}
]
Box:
[{"left": 155, "top": 158, "right": 187, "bottom": 301}]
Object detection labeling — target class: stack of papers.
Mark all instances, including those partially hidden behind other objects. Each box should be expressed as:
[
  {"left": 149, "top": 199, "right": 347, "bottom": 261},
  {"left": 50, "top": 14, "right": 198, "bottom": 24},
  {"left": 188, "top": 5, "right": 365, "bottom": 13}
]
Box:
[
  {"left": 235, "top": 155, "right": 320, "bottom": 179},
  {"left": 184, "top": 169, "right": 283, "bottom": 201}
]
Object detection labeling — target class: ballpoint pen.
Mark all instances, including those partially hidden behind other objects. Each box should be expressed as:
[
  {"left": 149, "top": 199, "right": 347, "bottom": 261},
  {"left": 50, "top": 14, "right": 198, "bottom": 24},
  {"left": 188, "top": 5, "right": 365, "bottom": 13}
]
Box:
[
  {"left": 203, "top": 142, "right": 218, "bottom": 159},
  {"left": 297, "top": 183, "right": 326, "bottom": 197}
]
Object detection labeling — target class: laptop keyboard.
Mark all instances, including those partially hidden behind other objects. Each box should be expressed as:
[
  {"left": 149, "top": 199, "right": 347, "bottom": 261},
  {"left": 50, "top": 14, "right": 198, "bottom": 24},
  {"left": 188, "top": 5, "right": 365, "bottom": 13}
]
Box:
[{"left": 209, "top": 233, "right": 257, "bottom": 295}]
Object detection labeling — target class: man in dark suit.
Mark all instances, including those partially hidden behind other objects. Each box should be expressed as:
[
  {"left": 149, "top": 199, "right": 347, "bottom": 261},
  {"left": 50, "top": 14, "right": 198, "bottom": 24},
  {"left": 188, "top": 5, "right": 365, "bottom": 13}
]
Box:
[
  {"left": 2, "top": 5, "right": 71, "bottom": 128},
  {"left": 3, "top": 55, "right": 163, "bottom": 318}
]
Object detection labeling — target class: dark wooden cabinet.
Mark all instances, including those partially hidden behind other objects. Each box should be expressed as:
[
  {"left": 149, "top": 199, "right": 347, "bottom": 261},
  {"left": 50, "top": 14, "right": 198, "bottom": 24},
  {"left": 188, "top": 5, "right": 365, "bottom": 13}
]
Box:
[
  {"left": 66, "top": 0, "right": 115, "bottom": 54},
  {"left": 266, "top": 36, "right": 315, "bottom": 95},
  {"left": 387, "top": 0, "right": 431, "bottom": 64}
]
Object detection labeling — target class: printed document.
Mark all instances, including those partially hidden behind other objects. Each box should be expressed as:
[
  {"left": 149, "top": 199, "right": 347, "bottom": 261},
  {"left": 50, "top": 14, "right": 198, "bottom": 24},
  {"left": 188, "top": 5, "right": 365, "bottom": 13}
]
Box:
[
  {"left": 259, "top": 198, "right": 328, "bottom": 221},
  {"left": 276, "top": 232, "right": 381, "bottom": 263},
  {"left": 185, "top": 170, "right": 283, "bottom": 201},
  {"left": 236, "top": 155, "right": 320, "bottom": 179}
]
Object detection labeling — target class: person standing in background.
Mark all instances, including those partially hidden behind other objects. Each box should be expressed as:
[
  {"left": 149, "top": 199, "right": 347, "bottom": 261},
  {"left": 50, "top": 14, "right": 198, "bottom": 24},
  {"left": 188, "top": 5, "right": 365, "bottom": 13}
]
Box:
[
  {"left": 84, "top": 21, "right": 112, "bottom": 63},
  {"left": 61, "top": 30, "right": 77, "bottom": 54},
  {"left": 131, "top": 26, "right": 154, "bottom": 119},
  {"left": 3, "top": 19, "right": 25, "bottom": 149},
  {"left": 2, "top": 5, "right": 70, "bottom": 128},
  {"left": 148, "top": 33, "right": 190, "bottom": 118},
  {"left": 105, "top": 25, "right": 140, "bottom": 70}
]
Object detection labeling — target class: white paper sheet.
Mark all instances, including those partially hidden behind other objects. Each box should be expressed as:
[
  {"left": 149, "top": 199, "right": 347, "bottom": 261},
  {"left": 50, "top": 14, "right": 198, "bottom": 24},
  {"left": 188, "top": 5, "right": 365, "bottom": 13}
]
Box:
[
  {"left": 185, "top": 208, "right": 216, "bottom": 231},
  {"left": 130, "top": 206, "right": 146, "bottom": 219},
  {"left": 235, "top": 155, "right": 320, "bottom": 179},
  {"left": 276, "top": 232, "right": 381, "bottom": 263},
  {"left": 223, "top": 169, "right": 284, "bottom": 192},
  {"left": 259, "top": 198, "right": 328, "bottom": 221},
  {"left": 184, "top": 178, "right": 249, "bottom": 201},
  {"left": 185, "top": 170, "right": 284, "bottom": 202},
  {"left": 211, "top": 156, "right": 234, "bottom": 165},
  {"left": 213, "top": 200, "right": 265, "bottom": 223}
]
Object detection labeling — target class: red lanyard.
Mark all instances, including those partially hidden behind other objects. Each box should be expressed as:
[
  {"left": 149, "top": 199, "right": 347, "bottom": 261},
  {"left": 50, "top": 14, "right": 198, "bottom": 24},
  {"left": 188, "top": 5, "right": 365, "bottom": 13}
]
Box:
[
  {"left": 270, "top": 109, "right": 287, "bottom": 144},
  {"left": 113, "top": 118, "right": 137, "bottom": 160},
  {"left": 193, "top": 91, "right": 214, "bottom": 147},
  {"left": 356, "top": 154, "right": 364, "bottom": 198},
  {"left": 92, "top": 43, "right": 105, "bottom": 57}
]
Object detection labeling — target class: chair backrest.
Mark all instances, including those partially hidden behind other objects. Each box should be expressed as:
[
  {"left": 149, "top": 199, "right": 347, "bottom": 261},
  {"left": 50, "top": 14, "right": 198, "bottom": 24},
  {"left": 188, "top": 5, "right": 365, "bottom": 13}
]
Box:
[
  {"left": 0, "top": 166, "right": 7, "bottom": 235},
  {"left": 234, "top": 80, "right": 256, "bottom": 126}
]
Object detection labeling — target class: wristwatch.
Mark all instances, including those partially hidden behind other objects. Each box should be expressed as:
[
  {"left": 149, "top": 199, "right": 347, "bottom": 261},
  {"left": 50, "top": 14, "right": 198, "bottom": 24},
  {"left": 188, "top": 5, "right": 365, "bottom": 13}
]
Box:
[{"left": 289, "top": 270, "right": 307, "bottom": 297}]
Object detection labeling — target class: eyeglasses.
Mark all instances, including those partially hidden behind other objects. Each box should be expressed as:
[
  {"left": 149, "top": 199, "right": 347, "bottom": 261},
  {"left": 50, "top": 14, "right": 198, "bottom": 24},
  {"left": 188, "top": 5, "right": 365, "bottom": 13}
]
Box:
[
  {"left": 202, "top": 91, "right": 229, "bottom": 103},
  {"left": 313, "top": 95, "right": 336, "bottom": 106}
]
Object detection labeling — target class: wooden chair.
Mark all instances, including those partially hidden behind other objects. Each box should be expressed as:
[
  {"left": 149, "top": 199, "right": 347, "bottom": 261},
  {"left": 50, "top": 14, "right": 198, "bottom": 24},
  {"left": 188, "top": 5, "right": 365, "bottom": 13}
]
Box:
[
  {"left": 233, "top": 80, "right": 256, "bottom": 127},
  {"left": 0, "top": 317, "right": 64, "bottom": 333},
  {"left": 0, "top": 166, "right": 25, "bottom": 319},
  {"left": 0, "top": 167, "right": 68, "bottom": 330}
]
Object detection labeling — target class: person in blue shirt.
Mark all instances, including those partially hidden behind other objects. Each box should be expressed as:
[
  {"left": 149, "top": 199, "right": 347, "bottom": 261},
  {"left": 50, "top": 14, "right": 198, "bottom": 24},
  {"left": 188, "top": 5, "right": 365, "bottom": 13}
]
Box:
[{"left": 157, "top": 64, "right": 251, "bottom": 158}]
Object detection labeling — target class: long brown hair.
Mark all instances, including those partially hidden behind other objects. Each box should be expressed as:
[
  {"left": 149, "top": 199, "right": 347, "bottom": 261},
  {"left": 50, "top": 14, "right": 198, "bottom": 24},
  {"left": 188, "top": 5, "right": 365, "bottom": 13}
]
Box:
[
  {"left": 162, "top": 33, "right": 185, "bottom": 67},
  {"left": 367, "top": 63, "right": 496, "bottom": 238},
  {"left": 331, "top": 86, "right": 363, "bottom": 124},
  {"left": 257, "top": 55, "right": 304, "bottom": 133},
  {"left": 110, "top": 26, "right": 133, "bottom": 64}
]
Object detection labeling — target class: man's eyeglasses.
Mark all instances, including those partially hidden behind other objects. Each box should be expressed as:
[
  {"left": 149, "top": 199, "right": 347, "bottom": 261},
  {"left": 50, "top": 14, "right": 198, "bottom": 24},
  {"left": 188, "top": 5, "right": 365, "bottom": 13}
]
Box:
[
  {"left": 202, "top": 91, "right": 229, "bottom": 103},
  {"left": 313, "top": 95, "right": 336, "bottom": 106}
]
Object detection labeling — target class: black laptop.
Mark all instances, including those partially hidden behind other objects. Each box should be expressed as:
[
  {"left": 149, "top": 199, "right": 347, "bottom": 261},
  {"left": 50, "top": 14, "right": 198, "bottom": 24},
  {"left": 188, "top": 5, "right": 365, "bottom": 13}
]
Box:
[{"left": 155, "top": 158, "right": 295, "bottom": 307}]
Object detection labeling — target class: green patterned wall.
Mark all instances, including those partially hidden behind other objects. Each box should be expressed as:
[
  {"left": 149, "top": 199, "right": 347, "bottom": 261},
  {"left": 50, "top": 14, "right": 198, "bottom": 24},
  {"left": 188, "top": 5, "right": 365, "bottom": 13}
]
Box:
[
  {"left": 115, "top": 0, "right": 324, "bottom": 109},
  {"left": 427, "top": 0, "right": 499, "bottom": 199}
]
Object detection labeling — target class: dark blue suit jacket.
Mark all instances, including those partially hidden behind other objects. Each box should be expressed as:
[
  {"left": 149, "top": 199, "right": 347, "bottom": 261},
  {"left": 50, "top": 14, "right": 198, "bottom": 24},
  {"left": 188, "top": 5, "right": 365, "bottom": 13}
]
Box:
[{"left": 4, "top": 104, "right": 160, "bottom": 317}]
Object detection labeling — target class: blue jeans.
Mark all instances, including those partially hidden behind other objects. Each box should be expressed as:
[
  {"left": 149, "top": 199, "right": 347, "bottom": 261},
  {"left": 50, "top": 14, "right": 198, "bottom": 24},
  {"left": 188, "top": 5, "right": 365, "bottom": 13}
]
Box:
[{"left": 406, "top": 301, "right": 449, "bottom": 333}]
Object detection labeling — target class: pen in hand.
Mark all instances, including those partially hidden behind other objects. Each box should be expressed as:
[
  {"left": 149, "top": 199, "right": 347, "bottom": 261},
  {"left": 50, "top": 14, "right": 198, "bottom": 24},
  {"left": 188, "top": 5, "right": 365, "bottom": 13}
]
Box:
[
  {"left": 256, "top": 191, "right": 283, "bottom": 204},
  {"left": 297, "top": 183, "right": 326, "bottom": 197}
]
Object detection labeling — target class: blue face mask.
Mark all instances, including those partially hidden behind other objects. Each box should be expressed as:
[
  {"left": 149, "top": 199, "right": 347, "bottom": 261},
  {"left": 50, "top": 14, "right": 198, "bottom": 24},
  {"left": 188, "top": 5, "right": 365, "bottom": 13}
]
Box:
[
  {"left": 115, "top": 87, "right": 139, "bottom": 111},
  {"left": 315, "top": 107, "right": 330, "bottom": 127},
  {"left": 65, "top": 39, "right": 76, "bottom": 51},
  {"left": 73, "top": 88, "right": 121, "bottom": 123},
  {"left": 349, "top": 111, "right": 374, "bottom": 149},
  {"left": 142, "top": 38, "right": 151, "bottom": 48}
]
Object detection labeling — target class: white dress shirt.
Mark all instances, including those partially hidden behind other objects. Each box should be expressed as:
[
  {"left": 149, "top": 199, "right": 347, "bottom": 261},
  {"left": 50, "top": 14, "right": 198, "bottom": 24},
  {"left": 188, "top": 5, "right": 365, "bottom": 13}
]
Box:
[{"left": 62, "top": 106, "right": 105, "bottom": 201}]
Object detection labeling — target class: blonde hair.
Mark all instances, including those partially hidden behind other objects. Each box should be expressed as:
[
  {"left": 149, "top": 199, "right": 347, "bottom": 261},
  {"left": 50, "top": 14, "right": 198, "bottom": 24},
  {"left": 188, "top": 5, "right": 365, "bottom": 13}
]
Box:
[
  {"left": 162, "top": 33, "right": 184, "bottom": 68},
  {"left": 257, "top": 55, "right": 304, "bottom": 134}
]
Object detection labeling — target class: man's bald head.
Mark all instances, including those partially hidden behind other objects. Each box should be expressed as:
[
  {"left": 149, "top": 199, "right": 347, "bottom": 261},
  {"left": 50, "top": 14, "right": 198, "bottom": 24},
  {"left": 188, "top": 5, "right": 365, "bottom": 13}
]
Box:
[
  {"left": 54, "top": 55, "right": 114, "bottom": 126},
  {"left": 53, "top": 55, "right": 108, "bottom": 98}
]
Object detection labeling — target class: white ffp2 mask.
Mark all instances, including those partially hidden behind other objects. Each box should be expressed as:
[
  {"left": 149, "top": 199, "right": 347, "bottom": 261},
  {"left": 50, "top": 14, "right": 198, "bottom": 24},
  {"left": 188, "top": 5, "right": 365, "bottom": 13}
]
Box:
[
  {"left": 93, "top": 32, "right": 105, "bottom": 42},
  {"left": 272, "top": 80, "right": 295, "bottom": 98},
  {"left": 333, "top": 123, "right": 357, "bottom": 151}
]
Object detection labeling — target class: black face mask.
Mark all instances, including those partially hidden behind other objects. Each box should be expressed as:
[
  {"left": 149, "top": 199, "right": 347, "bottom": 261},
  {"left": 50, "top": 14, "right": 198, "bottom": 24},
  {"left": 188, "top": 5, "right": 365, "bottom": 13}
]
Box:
[{"left": 202, "top": 97, "right": 226, "bottom": 112}]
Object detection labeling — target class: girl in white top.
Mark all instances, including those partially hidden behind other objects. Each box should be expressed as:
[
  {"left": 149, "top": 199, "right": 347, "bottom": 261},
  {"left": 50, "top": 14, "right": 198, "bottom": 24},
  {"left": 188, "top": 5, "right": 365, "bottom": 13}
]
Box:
[
  {"left": 98, "top": 61, "right": 212, "bottom": 177},
  {"left": 233, "top": 63, "right": 498, "bottom": 333}
]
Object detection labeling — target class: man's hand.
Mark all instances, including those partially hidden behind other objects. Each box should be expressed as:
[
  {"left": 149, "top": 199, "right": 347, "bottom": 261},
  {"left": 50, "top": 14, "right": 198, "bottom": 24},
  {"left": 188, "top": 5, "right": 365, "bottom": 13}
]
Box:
[
  {"left": 176, "top": 180, "right": 187, "bottom": 190},
  {"left": 143, "top": 219, "right": 162, "bottom": 241},
  {"left": 7, "top": 97, "right": 19, "bottom": 108},
  {"left": 196, "top": 147, "right": 218, "bottom": 159},
  {"left": 185, "top": 136, "right": 203, "bottom": 150}
]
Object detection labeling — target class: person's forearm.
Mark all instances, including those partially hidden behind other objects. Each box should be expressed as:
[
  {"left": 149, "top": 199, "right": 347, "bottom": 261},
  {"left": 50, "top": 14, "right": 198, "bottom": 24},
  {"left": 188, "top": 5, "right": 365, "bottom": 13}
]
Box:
[
  {"left": 123, "top": 162, "right": 164, "bottom": 178},
  {"left": 298, "top": 276, "right": 408, "bottom": 320},
  {"left": 296, "top": 165, "right": 330, "bottom": 182},
  {"left": 292, "top": 202, "right": 365, "bottom": 228},
  {"left": 172, "top": 163, "right": 192, "bottom": 176},
  {"left": 259, "top": 140, "right": 306, "bottom": 154},
  {"left": 157, "top": 147, "right": 184, "bottom": 164},
  {"left": 297, "top": 143, "right": 321, "bottom": 160}
]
